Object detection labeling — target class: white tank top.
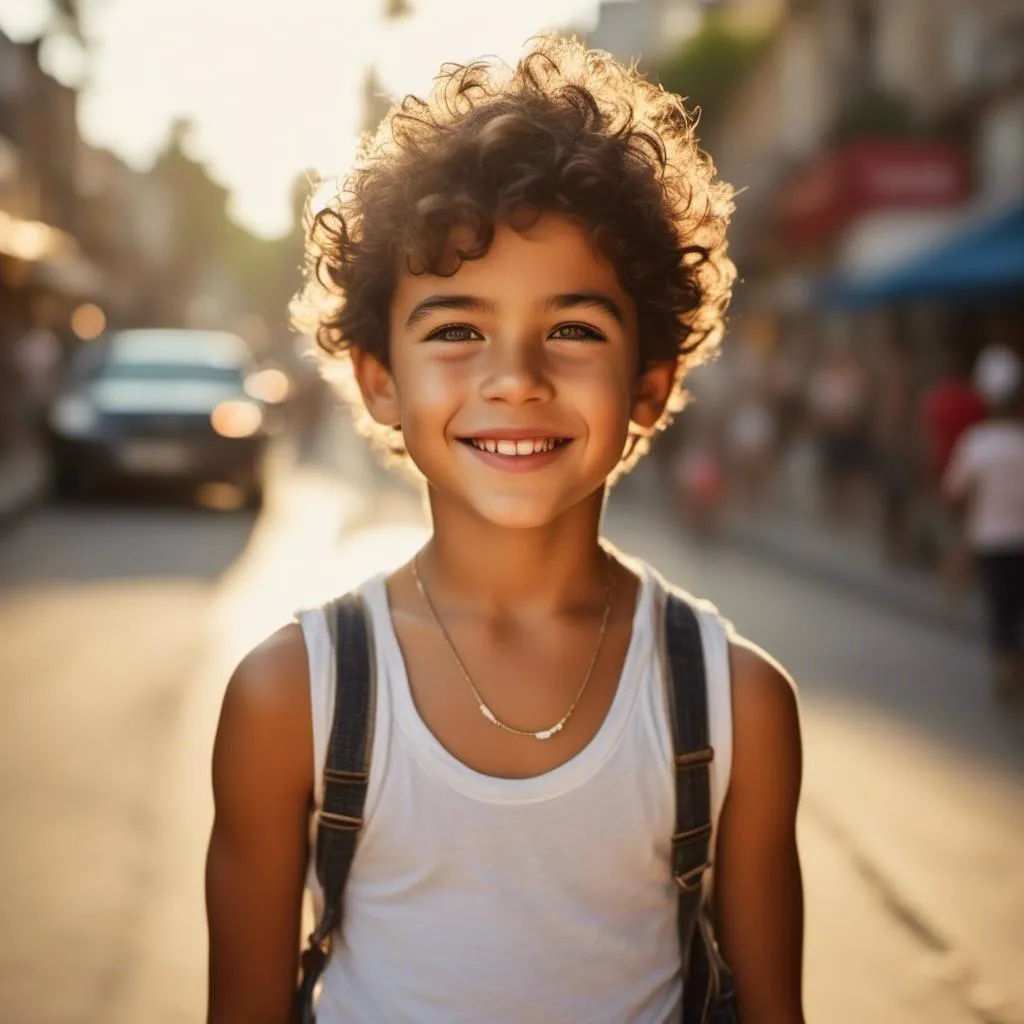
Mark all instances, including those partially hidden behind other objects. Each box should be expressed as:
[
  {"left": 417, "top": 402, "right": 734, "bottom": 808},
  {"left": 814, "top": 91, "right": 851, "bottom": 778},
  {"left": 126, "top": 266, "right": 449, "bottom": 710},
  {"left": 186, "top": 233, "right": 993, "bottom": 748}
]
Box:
[{"left": 295, "top": 558, "right": 734, "bottom": 1024}]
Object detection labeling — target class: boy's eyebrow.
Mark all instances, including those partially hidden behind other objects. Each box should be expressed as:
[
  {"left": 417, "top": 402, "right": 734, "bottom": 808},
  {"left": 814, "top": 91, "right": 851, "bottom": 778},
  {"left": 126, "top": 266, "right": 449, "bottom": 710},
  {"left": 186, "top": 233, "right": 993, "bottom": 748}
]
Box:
[
  {"left": 403, "top": 294, "right": 496, "bottom": 328},
  {"left": 545, "top": 292, "right": 625, "bottom": 325},
  {"left": 402, "top": 291, "right": 626, "bottom": 329}
]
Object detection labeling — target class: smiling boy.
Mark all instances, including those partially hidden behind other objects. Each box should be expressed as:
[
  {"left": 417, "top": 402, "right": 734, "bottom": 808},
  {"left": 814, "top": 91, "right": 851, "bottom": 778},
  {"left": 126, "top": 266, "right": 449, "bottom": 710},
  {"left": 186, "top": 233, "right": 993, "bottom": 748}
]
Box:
[{"left": 206, "top": 36, "right": 804, "bottom": 1024}]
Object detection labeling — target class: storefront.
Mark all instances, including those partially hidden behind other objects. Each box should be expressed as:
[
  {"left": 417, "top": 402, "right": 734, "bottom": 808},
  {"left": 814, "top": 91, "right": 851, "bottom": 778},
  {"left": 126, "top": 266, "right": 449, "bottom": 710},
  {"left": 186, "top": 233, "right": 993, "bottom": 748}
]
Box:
[{"left": 0, "top": 210, "right": 103, "bottom": 451}]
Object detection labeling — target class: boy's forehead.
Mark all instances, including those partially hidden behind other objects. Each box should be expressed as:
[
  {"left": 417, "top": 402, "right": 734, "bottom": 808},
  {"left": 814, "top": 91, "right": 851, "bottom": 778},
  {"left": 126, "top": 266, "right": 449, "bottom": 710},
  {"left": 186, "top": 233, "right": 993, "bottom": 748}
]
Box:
[{"left": 393, "top": 213, "right": 633, "bottom": 313}]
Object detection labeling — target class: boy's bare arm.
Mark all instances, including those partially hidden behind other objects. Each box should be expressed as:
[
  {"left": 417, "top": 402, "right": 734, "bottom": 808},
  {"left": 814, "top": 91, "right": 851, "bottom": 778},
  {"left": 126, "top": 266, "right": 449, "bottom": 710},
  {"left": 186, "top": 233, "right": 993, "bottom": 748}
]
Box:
[
  {"left": 713, "top": 639, "right": 805, "bottom": 1024},
  {"left": 206, "top": 624, "right": 313, "bottom": 1024}
]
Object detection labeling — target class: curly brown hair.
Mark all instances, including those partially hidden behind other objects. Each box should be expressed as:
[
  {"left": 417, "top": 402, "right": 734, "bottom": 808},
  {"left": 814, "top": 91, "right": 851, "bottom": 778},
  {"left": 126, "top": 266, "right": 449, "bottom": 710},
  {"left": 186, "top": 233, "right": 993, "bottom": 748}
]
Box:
[{"left": 292, "top": 34, "right": 735, "bottom": 464}]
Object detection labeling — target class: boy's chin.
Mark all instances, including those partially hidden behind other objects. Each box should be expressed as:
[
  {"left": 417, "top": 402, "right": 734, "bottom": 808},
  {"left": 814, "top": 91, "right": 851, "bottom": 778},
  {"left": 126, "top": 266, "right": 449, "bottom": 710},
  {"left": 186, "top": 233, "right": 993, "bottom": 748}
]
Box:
[
  {"left": 447, "top": 487, "right": 602, "bottom": 532},
  {"left": 471, "top": 504, "right": 566, "bottom": 531}
]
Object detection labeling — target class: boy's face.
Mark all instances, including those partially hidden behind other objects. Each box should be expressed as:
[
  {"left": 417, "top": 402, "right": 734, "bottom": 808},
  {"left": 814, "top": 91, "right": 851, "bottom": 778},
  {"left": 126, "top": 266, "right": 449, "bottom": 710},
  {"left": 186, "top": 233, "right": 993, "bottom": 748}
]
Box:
[{"left": 355, "top": 213, "right": 674, "bottom": 530}]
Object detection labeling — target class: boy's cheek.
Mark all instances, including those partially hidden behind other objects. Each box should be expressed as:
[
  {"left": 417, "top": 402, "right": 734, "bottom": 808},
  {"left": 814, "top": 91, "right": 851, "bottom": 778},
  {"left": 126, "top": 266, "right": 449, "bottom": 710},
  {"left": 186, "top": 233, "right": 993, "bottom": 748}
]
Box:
[
  {"left": 394, "top": 354, "right": 470, "bottom": 406},
  {"left": 406, "top": 373, "right": 466, "bottom": 421},
  {"left": 395, "top": 388, "right": 464, "bottom": 454},
  {"left": 393, "top": 396, "right": 465, "bottom": 480}
]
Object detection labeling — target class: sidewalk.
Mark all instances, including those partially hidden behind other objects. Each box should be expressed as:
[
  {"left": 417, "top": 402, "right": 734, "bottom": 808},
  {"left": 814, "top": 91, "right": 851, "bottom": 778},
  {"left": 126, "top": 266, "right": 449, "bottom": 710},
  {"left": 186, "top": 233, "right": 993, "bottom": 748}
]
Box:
[
  {"left": 618, "top": 460, "right": 985, "bottom": 640},
  {"left": 725, "top": 505, "right": 985, "bottom": 639},
  {"left": 0, "top": 438, "right": 50, "bottom": 529}
]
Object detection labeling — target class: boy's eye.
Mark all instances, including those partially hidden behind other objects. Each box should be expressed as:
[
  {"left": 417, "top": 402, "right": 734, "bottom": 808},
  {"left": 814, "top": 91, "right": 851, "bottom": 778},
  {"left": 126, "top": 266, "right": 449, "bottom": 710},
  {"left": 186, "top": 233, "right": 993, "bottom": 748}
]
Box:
[
  {"left": 425, "top": 324, "right": 483, "bottom": 343},
  {"left": 549, "top": 323, "right": 605, "bottom": 342},
  {"left": 424, "top": 323, "right": 605, "bottom": 343}
]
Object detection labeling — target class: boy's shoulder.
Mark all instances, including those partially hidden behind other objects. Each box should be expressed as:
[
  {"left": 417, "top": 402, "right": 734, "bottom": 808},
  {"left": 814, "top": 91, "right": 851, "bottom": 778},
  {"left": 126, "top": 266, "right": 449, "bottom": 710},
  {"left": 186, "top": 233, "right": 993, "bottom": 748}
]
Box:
[
  {"left": 728, "top": 636, "right": 800, "bottom": 725},
  {"left": 214, "top": 623, "right": 312, "bottom": 799},
  {"left": 719, "top": 638, "right": 802, "bottom": 854},
  {"left": 228, "top": 622, "right": 310, "bottom": 713}
]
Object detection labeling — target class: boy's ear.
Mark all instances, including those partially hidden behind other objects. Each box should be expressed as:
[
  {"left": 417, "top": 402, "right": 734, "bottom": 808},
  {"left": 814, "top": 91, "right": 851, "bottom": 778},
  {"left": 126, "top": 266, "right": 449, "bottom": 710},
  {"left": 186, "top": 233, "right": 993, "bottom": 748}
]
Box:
[
  {"left": 351, "top": 348, "right": 401, "bottom": 428},
  {"left": 630, "top": 360, "right": 676, "bottom": 435}
]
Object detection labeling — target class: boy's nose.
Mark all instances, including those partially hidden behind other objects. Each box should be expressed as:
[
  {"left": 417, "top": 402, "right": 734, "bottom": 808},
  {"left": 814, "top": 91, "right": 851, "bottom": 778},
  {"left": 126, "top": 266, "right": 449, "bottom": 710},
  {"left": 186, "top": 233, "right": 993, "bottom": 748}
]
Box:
[{"left": 478, "top": 343, "right": 555, "bottom": 406}]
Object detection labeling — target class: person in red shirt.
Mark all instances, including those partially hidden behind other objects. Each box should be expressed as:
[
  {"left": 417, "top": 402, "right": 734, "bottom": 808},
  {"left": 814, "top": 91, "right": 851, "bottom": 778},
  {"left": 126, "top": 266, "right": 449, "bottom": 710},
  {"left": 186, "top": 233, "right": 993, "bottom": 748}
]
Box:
[{"left": 921, "top": 346, "right": 988, "bottom": 484}]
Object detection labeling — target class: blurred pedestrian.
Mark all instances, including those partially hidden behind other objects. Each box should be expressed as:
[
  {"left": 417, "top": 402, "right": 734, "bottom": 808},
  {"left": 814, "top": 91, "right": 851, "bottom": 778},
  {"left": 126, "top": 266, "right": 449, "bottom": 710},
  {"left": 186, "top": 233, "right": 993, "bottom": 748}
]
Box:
[
  {"left": 920, "top": 339, "right": 989, "bottom": 602},
  {"left": 725, "top": 389, "right": 776, "bottom": 508},
  {"left": 944, "top": 344, "right": 1024, "bottom": 700},
  {"left": 13, "top": 324, "right": 61, "bottom": 435},
  {"left": 767, "top": 335, "right": 806, "bottom": 453},
  {"left": 922, "top": 342, "right": 989, "bottom": 485},
  {"left": 671, "top": 423, "right": 726, "bottom": 537},
  {"left": 207, "top": 36, "right": 804, "bottom": 1024},
  {"left": 807, "top": 339, "right": 872, "bottom": 524},
  {"left": 873, "top": 336, "right": 917, "bottom": 565}
]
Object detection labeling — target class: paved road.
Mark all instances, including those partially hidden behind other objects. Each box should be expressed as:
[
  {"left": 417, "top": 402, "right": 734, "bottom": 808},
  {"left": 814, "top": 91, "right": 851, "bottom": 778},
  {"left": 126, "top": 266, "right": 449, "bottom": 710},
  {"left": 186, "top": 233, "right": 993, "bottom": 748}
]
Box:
[{"left": 0, "top": 426, "right": 1021, "bottom": 1023}]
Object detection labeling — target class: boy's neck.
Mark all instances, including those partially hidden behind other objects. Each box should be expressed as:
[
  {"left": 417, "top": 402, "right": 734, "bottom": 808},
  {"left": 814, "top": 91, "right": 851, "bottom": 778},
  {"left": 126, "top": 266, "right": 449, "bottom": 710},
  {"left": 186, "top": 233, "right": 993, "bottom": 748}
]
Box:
[{"left": 420, "top": 489, "right": 612, "bottom": 616}]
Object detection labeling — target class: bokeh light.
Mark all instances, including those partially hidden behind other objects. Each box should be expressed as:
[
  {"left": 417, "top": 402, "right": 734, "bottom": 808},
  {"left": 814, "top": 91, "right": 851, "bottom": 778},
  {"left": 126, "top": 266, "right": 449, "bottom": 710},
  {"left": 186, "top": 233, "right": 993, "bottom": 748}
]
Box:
[{"left": 70, "top": 303, "right": 106, "bottom": 340}]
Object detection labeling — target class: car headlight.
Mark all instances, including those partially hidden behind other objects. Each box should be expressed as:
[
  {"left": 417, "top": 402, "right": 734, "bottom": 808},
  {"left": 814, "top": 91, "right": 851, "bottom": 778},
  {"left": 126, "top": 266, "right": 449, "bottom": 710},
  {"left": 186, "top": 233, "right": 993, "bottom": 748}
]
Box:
[
  {"left": 211, "top": 399, "right": 263, "bottom": 438},
  {"left": 49, "top": 396, "right": 99, "bottom": 436},
  {"left": 243, "top": 367, "right": 291, "bottom": 404}
]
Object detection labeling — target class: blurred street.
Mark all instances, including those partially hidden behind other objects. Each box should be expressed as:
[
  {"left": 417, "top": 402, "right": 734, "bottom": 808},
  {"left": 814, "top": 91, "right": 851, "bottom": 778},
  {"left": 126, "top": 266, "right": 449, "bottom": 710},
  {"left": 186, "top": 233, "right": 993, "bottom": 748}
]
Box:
[
  {"left": 1, "top": 413, "right": 1021, "bottom": 1024},
  {"left": 2, "top": 1, "right": 1023, "bottom": 1018}
]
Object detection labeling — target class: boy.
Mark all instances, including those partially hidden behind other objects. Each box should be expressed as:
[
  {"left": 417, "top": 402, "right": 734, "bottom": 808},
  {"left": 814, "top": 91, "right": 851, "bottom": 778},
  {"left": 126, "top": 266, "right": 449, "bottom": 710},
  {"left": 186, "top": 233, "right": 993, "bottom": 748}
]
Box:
[{"left": 206, "top": 36, "right": 804, "bottom": 1023}]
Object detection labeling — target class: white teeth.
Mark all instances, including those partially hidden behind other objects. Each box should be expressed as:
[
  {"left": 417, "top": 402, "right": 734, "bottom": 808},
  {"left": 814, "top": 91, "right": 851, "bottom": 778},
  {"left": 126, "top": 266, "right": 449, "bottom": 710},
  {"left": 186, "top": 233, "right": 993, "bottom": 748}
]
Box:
[{"left": 470, "top": 438, "right": 563, "bottom": 456}]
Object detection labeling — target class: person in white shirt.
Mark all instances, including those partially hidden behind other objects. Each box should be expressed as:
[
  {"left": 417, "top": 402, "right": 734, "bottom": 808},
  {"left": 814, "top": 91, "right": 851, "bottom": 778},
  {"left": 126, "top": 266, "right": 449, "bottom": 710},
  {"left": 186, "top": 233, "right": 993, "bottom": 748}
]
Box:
[{"left": 944, "top": 344, "right": 1024, "bottom": 700}]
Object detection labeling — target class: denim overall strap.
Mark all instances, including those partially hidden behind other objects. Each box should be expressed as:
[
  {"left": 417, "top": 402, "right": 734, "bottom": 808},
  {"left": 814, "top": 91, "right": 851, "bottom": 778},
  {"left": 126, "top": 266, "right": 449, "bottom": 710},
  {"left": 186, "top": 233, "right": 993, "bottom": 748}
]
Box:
[
  {"left": 293, "top": 593, "right": 375, "bottom": 1024},
  {"left": 664, "top": 593, "right": 739, "bottom": 1023}
]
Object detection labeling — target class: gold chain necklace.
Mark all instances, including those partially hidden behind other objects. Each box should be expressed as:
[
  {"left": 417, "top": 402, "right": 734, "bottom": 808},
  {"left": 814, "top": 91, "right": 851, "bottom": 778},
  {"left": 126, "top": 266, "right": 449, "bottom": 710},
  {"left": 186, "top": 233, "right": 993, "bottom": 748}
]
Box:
[{"left": 411, "top": 552, "right": 616, "bottom": 741}]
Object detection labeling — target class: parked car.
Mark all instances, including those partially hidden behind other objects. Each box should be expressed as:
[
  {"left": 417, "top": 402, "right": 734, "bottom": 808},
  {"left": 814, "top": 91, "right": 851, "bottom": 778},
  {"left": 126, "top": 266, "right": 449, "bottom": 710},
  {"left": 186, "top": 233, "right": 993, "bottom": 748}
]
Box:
[{"left": 46, "top": 328, "right": 269, "bottom": 507}]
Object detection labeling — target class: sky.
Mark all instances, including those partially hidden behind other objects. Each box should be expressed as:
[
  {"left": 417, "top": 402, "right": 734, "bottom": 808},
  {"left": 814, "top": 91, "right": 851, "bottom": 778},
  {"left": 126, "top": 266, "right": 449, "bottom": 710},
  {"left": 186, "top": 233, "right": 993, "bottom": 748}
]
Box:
[{"left": 0, "top": 0, "right": 603, "bottom": 237}]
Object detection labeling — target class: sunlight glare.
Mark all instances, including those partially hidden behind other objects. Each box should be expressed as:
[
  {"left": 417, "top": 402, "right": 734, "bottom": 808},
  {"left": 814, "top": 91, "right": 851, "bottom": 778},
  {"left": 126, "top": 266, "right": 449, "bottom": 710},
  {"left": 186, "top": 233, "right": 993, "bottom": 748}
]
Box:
[{"left": 2, "top": 0, "right": 601, "bottom": 238}]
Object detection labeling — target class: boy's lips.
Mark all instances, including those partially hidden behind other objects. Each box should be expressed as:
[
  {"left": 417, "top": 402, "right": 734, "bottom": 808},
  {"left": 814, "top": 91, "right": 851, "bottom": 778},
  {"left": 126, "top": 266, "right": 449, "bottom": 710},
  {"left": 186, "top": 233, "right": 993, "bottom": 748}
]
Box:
[{"left": 456, "top": 431, "right": 574, "bottom": 472}]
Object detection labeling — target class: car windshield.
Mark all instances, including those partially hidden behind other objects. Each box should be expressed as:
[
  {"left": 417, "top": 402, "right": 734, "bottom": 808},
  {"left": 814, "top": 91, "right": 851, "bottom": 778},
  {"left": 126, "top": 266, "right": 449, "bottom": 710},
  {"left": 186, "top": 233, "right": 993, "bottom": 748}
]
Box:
[
  {"left": 97, "top": 362, "right": 243, "bottom": 384},
  {"left": 80, "top": 330, "right": 252, "bottom": 385}
]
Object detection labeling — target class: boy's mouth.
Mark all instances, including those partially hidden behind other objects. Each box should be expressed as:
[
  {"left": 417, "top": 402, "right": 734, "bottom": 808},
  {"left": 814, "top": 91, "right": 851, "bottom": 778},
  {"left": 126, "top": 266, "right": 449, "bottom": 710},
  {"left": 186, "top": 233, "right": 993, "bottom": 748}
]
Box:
[
  {"left": 456, "top": 433, "right": 574, "bottom": 472},
  {"left": 460, "top": 437, "right": 571, "bottom": 456}
]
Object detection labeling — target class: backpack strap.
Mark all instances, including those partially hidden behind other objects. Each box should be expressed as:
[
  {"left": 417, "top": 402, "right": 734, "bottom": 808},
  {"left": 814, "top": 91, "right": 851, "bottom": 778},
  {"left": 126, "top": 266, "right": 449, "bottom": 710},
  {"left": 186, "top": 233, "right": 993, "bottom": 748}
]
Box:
[
  {"left": 294, "top": 592, "right": 375, "bottom": 1024},
  {"left": 663, "top": 593, "right": 715, "bottom": 981},
  {"left": 664, "top": 592, "right": 739, "bottom": 1024}
]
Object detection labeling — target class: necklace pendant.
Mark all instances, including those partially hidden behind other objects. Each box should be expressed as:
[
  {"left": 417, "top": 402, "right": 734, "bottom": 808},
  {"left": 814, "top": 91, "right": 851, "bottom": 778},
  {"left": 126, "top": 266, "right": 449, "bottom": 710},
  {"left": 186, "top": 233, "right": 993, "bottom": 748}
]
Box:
[
  {"left": 534, "top": 721, "right": 564, "bottom": 741},
  {"left": 480, "top": 704, "right": 498, "bottom": 725}
]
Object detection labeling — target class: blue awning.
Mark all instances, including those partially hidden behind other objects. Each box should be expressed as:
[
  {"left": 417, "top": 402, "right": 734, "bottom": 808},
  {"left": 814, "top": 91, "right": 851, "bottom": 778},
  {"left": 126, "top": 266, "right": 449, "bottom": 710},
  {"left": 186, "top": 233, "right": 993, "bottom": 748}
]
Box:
[{"left": 820, "top": 203, "right": 1024, "bottom": 307}]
